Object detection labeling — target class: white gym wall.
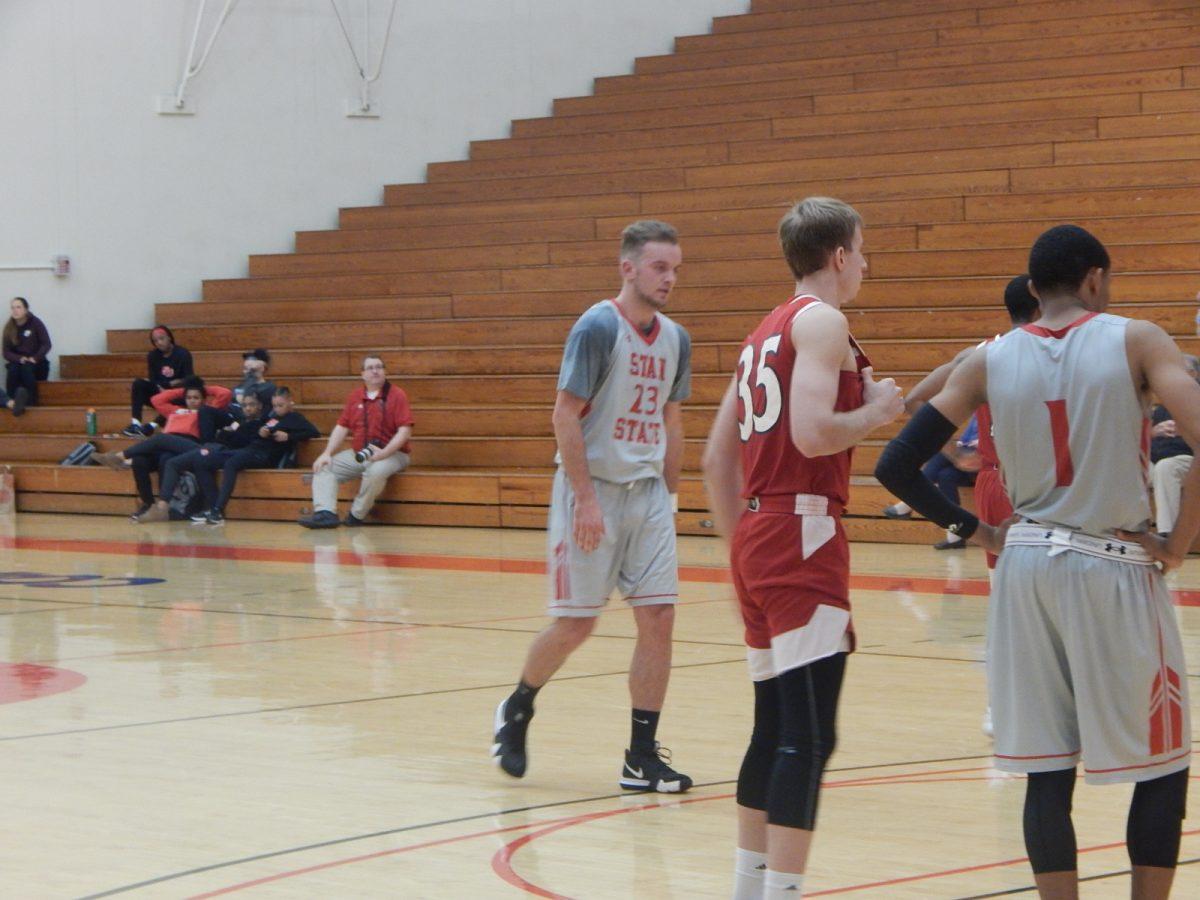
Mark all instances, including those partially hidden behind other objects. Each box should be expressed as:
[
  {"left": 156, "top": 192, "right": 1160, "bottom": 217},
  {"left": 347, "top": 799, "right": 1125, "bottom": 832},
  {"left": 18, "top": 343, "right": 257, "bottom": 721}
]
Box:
[{"left": 0, "top": 0, "right": 748, "bottom": 367}]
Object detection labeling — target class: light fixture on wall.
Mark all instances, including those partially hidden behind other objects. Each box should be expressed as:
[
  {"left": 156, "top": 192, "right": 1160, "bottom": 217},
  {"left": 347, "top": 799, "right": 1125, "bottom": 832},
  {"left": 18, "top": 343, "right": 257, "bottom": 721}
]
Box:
[
  {"left": 332, "top": 0, "right": 399, "bottom": 118},
  {"left": 157, "top": 0, "right": 241, "bottom": 116}
]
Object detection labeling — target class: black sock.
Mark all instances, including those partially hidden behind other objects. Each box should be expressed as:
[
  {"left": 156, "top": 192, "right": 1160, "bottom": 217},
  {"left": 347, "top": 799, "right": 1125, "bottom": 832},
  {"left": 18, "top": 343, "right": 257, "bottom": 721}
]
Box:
[
  {"left": 509, "top": 680, "right": 540, "bottom": 715},
  {"left": 631, "top": 708, "right": 660, "bottom": 753}
]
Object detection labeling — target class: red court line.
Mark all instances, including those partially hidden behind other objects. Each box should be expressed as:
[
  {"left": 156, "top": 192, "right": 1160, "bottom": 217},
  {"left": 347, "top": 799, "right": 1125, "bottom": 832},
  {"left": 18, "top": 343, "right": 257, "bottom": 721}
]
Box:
[
  {"left": 6, "top": 533, "right": 1200, "bottom": 608},
  {"left": 494, "top": 783, "right": 1200, "bottom": 900},
  {"left": 181, "top": 766, "right": 1003, "bottom": 896}
]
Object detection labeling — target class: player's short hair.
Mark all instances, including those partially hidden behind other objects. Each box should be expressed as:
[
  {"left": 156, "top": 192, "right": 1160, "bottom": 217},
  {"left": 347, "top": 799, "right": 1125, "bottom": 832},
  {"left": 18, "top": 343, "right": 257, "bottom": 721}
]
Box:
[
  {"left": 778, "top": 197, "right": 862, "bottom": 279},
  {"left": 1003, "top": 275, "right": 1039, "bottom": 325},
  {"left": 1028, "top": 225, "right": 1110, "bottom": 296},
  {"left": 619, "top": 220, "right": 678, "bottom": 260},
  {"left": 272, "top": 386, "right": 292, "bottom": 399}
]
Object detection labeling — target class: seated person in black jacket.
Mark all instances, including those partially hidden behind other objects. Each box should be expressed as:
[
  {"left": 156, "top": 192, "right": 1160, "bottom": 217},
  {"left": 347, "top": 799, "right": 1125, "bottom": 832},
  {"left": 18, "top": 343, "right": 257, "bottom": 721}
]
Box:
[
  {"left": 3, "top": 297, "right": 51, "bottom": 407},
  {"left": 157, "top": 387, "right": 319, "bottom": 525},
  {"left": 124, "top": 325, "right": 194, "bottom": 437}
]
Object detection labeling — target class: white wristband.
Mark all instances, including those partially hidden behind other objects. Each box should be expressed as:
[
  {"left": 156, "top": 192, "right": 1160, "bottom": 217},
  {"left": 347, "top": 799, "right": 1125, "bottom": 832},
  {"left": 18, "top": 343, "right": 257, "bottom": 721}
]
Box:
[{"left": 670, "top": 493, "right": 679, "bottom": 513}]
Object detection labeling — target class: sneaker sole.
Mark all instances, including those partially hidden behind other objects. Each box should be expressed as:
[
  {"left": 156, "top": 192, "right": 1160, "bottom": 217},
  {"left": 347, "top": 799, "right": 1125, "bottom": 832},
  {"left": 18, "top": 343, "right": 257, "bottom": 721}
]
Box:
[
  {"left": 619, "top": 776, "right": 688, "bottom": 793},
  {"left": 491, "top": 699, "right": 528, "bottom": 778}
]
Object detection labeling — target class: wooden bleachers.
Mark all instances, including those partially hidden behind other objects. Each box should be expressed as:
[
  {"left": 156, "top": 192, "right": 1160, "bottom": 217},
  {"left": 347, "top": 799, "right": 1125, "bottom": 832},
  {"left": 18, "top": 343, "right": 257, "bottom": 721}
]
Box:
[{"left": 15, "top": 0, "right": 1200, "bottom": 543}]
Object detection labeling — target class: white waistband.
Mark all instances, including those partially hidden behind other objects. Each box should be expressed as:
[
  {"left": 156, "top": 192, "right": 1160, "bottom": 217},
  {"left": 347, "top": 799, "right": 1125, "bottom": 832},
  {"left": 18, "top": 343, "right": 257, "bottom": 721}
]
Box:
[
  {"left": 1005, "top": 523, "right": 1154, "bottom": 564},
  {"left": 747, "top": 493, "right": 830, "bottom": 515}
]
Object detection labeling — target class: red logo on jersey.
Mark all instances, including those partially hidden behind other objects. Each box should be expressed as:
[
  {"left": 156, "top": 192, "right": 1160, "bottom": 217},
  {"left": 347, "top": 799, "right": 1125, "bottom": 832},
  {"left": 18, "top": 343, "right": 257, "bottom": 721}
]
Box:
[
  {"left": 629, "top": 353, "right": 666, "bottom": 381},
  {"left": 1149, "top": 665, "right": 1185, "bottom": 756},
  {"left": 553, "top": 541, "right": 570, "bottom": 601}
]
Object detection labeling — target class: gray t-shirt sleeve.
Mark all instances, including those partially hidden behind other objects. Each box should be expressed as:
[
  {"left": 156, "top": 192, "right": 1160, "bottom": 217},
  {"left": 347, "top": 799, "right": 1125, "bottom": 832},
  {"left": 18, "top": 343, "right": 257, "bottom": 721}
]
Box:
[
  {"left": 668, "top": 324, "right": 692, "bottom": 402},
  {"left": 557, "top": 304, "right": 619, "bottom": 400}
]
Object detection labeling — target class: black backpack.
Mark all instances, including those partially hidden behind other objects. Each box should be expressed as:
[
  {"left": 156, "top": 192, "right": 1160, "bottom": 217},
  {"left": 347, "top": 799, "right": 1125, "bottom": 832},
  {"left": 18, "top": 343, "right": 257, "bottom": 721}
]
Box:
[
  {"left": 167, "top": 471, "right": 203, "bottom": 520},
  {"left": 60, "top": 442, "right": 97, "bottom": 466}
]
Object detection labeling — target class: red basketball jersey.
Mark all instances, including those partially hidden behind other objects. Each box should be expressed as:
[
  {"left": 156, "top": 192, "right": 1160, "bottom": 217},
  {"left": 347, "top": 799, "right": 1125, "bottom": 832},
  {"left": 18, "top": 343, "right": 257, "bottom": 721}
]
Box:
[
  {"left": 737, "top": 295, "right": 871, "bottom": 506},
  {"left": 976, "top": 402, "right": 998, "bottom": 470}
]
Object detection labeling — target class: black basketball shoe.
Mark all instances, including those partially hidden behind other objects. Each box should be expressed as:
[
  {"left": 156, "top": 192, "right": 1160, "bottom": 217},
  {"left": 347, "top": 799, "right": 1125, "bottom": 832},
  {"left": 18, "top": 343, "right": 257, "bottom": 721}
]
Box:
[
  {"left": 620, "top": 742, "right": 692, "bottom": 793},
  {"left": 491, "top": 697, "right": 533, "bottom": 778}
]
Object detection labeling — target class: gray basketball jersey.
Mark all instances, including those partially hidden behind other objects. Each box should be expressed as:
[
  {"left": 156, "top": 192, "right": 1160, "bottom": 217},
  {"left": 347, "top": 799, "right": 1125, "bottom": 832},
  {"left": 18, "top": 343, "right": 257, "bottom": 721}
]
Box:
[
  {"left": 986, "top": 312, "right": 1151, "bottom": 536},
  {"left": 557, "top": 300, "right": 689, "bottom": 484}
]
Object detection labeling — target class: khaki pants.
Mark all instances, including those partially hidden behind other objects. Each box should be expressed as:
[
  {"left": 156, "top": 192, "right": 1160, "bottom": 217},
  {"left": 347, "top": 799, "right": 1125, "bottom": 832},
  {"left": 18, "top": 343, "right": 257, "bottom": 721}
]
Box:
[
  {"left": 1152, "top": 454, "right": 1192, "bottom": 533},
  {"left": 312, "top": 449, "right": 409, "bottom": 519}
]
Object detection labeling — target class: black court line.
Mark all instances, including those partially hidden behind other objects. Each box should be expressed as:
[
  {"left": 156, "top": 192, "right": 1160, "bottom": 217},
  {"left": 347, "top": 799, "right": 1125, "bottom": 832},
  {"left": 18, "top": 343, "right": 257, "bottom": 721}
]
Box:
[
  {"left": 78, "top": 752, "right": 994, "bottom": 899},
  {"left": 956, "top": 855, "right": 1200, "bottom": 898},
  {"left": 0, "top": 657, "right": 745, "bottom": 742},
  {"left": 0, "top": 603, "right": 92, "bottom": 617},
  {"left": 6, "top": 589, "right": 1006, "bottom": 668}
]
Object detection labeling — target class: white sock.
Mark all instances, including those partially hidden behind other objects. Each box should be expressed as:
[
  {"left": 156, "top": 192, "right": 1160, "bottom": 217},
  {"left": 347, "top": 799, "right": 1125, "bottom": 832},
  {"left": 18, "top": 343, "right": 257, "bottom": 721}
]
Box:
[
  {"left": 733, "top": 848, "right": 767, "bottom": 900},
  {"left": 764, "top": 869, "right": 805, "bottom": 898},
  {"left": 943, "top": 529, "right": 962, "bottom": 544}
]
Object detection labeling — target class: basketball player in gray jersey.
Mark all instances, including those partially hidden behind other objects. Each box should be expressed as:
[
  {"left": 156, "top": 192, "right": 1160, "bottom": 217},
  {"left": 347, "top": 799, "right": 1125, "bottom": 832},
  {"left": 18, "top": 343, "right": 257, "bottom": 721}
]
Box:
[
  {"left": 492, "top": 220, "right": 694, "bottom": 793},
  {"left": 877, "top": 225, "right": 1199, "bottom": 899}
]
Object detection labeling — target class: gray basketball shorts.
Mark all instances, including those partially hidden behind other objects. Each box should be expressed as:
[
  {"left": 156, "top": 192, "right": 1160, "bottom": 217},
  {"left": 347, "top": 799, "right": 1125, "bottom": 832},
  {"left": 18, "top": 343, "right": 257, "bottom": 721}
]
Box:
[
  {"left": 546, "top": 470, "right": 678, "bottom": 617},
  {"left": 988, "top": 536, "right": 1191, "bottom": 784}
]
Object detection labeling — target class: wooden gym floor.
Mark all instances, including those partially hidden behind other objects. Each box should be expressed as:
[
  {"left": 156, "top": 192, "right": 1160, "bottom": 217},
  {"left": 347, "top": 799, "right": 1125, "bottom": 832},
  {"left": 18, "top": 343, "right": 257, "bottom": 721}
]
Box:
[{"left": 2, "top": 513, "right": 1198, "bottom": 898}]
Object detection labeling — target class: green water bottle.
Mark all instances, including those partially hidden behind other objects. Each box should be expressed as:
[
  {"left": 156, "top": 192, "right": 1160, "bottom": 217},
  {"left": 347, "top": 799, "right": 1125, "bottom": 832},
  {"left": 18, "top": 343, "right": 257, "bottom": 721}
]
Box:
[{"left": 85, "top": 408, "right": 97, "bottom": 436}]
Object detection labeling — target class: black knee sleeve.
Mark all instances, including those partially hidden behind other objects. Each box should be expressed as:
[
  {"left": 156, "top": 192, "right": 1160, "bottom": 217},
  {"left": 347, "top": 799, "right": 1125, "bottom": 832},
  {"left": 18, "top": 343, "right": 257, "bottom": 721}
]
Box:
[
  {"left": 1128, "top": 768, "right": 1189, "bottom": 868},
  {"left": 736, "top": 679, "right": 780, "bottom": 810},
  {"left": 765, "top": 654, "right": 845, "bottom": 831},
  {"left": 1023, "top": 769, "right": 1078, "bottom": 874}
]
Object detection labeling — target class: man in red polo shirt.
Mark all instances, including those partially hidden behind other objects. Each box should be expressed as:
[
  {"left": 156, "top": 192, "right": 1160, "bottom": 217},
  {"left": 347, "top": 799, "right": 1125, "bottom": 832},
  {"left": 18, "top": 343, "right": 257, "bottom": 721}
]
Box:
[{"left": 299, "top": 355, "right": 414, "bottom": 528}]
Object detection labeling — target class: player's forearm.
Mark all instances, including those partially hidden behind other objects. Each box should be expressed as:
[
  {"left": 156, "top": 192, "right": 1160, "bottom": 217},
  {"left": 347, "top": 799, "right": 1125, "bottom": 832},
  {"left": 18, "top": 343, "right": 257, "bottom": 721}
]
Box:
[
  {"left": 1165, "top": 459, "right": 1200, "bottom": 559},
  {"left": 702, "top": 463, "right": 743, "bottom": 542},
  {"left": 795, "top": 403, "right": 889, "bottom": 458},
  {"left": 663, "top": 414, "right": 684, "bottom": 493},
  {"left": 553, "top": 415, "right": 597, "bottom": 502}
]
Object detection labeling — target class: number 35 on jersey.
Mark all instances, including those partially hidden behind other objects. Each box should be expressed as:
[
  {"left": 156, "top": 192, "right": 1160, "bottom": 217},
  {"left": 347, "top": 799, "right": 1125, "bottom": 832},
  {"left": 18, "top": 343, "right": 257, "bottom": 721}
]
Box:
[{"left": 737, "top": 334, "right": 783, "bottom": 441}]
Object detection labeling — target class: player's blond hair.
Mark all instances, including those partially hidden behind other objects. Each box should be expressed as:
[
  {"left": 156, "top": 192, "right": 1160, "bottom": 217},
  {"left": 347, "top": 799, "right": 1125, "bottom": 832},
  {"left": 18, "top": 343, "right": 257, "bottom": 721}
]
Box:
[{"left": 779, "top": 197, "right": 862, "bottom": 279}]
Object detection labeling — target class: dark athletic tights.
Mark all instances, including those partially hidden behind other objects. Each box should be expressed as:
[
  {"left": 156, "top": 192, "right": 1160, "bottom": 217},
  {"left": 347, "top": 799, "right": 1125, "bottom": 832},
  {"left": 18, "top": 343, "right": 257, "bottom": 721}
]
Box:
[
  {"left": 1024, "top": 767, "right": 1188, "bottom": 873},
  {"left": 736, "top": 652, "right": 846, "bottom": 831}
]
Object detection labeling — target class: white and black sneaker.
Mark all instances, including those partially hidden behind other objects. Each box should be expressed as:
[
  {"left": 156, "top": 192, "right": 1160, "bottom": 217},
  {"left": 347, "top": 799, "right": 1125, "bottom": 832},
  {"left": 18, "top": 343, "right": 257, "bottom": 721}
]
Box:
[
  {"left": 620, "top": 742, "right": 692, "bottom": 793},
  {"left": 491, "top": 697, "right": 532, "bottom": 778}
]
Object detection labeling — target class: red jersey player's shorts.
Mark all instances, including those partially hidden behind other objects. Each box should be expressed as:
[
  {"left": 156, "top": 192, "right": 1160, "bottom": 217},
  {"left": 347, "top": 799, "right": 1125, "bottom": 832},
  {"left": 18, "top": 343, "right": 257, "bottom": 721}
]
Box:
[
  {"left": 974, "top": 467, "right": 1013, "bottom": 570},
  {"left": 731, "top": 494, "right": 854, "bottom": 681}
]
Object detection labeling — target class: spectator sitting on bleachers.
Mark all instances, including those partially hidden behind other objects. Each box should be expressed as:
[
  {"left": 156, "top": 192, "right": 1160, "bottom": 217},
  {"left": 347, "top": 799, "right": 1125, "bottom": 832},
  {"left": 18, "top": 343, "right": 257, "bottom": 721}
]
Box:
[
  {"left": 157, "top": 386, "right": 319, "bottom": 525},
  {"left": 93, "top": 376, "right": 233, "bottom": 519},
  {"left": 124, "top": 326, "right": 194, "bottom": 437},
  {"left": 3, "top": 297, "right": 51, "bottom": 407},
  {"left": 299, "top": 355, "right": 413, "bottom": 528},
  {"left": 1150, "top": 353, "right": 1200, "bottom": 536},
  {"left": 232, "top": 348, "right": 276, "bottom": 414}
]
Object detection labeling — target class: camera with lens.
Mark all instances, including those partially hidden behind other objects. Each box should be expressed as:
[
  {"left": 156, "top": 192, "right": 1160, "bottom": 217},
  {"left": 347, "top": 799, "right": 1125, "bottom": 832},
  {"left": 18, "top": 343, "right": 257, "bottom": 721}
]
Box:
[{"left": 354, "top": 444, "right": 379, "bottom": 464}]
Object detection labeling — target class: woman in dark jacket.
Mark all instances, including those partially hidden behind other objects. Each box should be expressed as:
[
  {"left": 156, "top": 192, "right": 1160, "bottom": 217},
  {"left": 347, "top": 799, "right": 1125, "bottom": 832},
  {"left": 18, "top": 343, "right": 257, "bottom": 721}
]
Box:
[{"left": 3, "top": 297, "right": 51, "bottom": 406}]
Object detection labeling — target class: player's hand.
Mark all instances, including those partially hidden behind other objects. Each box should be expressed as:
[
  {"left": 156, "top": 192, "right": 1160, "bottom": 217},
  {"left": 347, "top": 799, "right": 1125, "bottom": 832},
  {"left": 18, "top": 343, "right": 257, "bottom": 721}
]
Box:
[
  {"left": 273, "top": 430, "right": 288, "bottom": 442},
  {"left": 861, "top": 367, "right": 904, "bottom": 425},
  {"left": 1152, "top": 419, "right": 1178, "bottom": 438},
  {"left": 1115, "top": 528, "right": 1185, "bottom": 573},
  {"left": 975, "top": 515, "right": 1017, "bottom": 557},
  {"left": 312, "top": 453, "right": 332, "bottom": 473},
  {"left": 572, "top": 494, "right": 605, "bottom": 553}
]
